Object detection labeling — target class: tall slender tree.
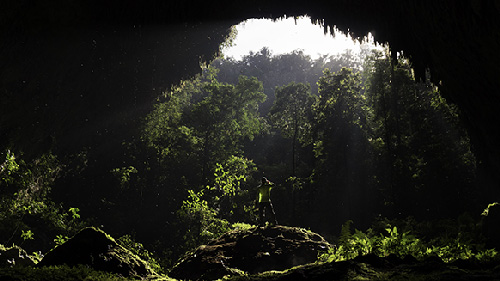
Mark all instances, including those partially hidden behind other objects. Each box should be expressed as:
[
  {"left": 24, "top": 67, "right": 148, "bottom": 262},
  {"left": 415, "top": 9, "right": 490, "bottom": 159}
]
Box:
[
  {"left": 269, "top": 82, "right": 314, "bottom": 176},
  {"left": 269, "top": 82, "right": 315, "bottom": 219}
]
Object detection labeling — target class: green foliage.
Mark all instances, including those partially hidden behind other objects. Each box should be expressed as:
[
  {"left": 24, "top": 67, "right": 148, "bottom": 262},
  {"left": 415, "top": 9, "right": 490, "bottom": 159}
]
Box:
[
  {"left": 129, "top": 65, "right": 268, "bottom": 266},
  {"left": 0, "top": 151, "right": 60, "bottom": 201},
  {"left": 30, "top": 250, "right": 43, "bottom": 263},
  {"left": 210, "top": 156, "right": 256, "bottom": 197},
  {"left": 143, "top": 78, "right": 199, "bottom": 159},
  {"left": 210, "top": 156, "right": 257, "bottom": 221},
  {"left": 213, "top": 46, "right": 373, "bottom": 115},
  {"left": 0, "top": 150, "right": 20, "bottom": 185},
  {"left": 269, "top": 82, "right": 314, "bottom": 143},
  {"left": 15, "top": 46, "right": 475, "bottom": 273},
  {"left": 53, "top": 235, "right": 69, "bottom": 246},
  {"left": 363, "top": 50, "right": 476, "bottom": 216},
  {"left": 143, "top": 66, "right": 266, "bottom": 187},
  {"left": 269, "top": 82, "right": 315, "bottom": 177},
  {"left": 315, "top": 68, "right": 365, "bottom": 129},
  {"left": 231, "top": 222, "right": 255, "bottom": 230},
  {"left": 338, "top": 220, "right": 354, "bottom": 246},
  {"left": 309, "top": 67, "right": 373, "bottom": 227},
  {"left": 110, "top": 166, "right": 138, "bottom": 188},
  {"left": 68, "top": 207, "right": 80, "bottom": 220},
  {"left": 21, "top": 230, "right": 34, "bottom": 241},
  {"left": 117, "top": 234, "right": 164, "bottom": 274},
  {"left": 313, "top": 67, "right": 368, "bottom": 163},
  {"left": 319, "top": 221, "right": 497, "bottom": 263},
  {"left": 189, "top": 73, "right": 266, "bottom": 173},
  {"left": 0, "top": 150, "right": 87, "bottom": 253},
  {"left": 481, "top": 202, "right": 498, "bottom": 217},
  {"left": 375, "top": 226, "right": 425, "bottom": 259},
  {"left": 286, "top": 176, "right": 307, "bottom": 191},
  {"left": 177, "top": 188, "right": 231, "bottom": 251},
  {"left": 176, "top": 155, "right": 258, "bottom": 255}
]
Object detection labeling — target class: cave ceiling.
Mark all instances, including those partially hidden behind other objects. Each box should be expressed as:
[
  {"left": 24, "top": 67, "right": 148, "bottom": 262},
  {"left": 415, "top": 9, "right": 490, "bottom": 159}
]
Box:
[{"left": 1, "top": 0, "right": 500, "bottom": 177}]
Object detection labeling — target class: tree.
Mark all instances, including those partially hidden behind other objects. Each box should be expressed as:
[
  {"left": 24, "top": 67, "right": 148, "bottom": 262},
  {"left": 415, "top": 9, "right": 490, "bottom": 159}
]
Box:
[
  {"left": 188, "top": 73, "right": 266, "bottom": 183},
  {"left": 135, "top": 68, "right": 267, "bottom": 262},
  {"left": 0, "top": 150, "right": 86, "bottom": 253},
  {"left": 364, "top": 50, "right": 476, "bottom": 219},
  {"left": 364, "top": 50, "right": 407, "bottom": 214},
  {"left": 312, "top": 67, "right": 374, "bottom": 231},
  {"left": 268, "top": 82, "right": 315, "bottom": 221},
  {"left": 143, "top": 67, "right": 266, "bottom": 185},
  {"left": 213, "top": 48, "right": 368, "bottom": 116},
  {"left": 269, "top": 82, "right": 315, "bottom": 176}
]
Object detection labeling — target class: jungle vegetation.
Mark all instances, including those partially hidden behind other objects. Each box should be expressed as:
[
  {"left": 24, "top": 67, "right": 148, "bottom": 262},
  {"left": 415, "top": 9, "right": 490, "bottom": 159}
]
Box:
[{"left": 0, "top": 45, "right": 494, "bottom": 273}]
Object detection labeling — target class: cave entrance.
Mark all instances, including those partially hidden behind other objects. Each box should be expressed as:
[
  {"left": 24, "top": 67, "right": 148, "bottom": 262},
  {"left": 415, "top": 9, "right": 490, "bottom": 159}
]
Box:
[
  {"left": 221, "top": 16, "right": 378, "bottom": 61},
  {"left": 203, "top": 15, "right": 478, "bottom": 229},
  {"left": 213, "top": 15, "right": 383, "bottom": 114}
]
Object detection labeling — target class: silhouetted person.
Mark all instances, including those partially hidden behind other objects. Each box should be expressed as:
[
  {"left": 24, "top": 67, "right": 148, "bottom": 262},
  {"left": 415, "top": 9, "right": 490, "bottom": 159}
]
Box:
[{"left": 257, "top": 177, "right": 277, "bottom": 226}]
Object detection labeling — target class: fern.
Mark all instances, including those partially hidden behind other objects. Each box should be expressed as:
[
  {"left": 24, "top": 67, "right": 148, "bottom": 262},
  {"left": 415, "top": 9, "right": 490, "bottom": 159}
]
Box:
[{"left": 319, "top": 223, "right": 498, "bottom": 263}]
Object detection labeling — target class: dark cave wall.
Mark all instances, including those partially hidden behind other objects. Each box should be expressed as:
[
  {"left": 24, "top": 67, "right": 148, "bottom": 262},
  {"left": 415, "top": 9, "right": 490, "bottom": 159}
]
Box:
[
  {"left": 1, "top": 0, "right": 500, "bottom": 184},
  {"left": 0, "top": 11, "right": 238, "bottom": 157}
]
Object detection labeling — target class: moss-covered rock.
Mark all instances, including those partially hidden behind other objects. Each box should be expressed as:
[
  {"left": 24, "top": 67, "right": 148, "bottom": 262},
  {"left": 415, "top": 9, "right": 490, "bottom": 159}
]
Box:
[
  {"left": 0, "top": 245, "right": 36, "bottom": 267},
  {"left": 169, "top": 225, "right": 332, "bottom": 280},
  {"left": 37, "top": 227, "right": 155, "bottom": 277}
]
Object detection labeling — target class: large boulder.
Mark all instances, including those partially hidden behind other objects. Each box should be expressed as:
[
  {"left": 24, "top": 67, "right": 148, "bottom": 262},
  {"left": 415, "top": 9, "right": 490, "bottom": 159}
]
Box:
[
  {"left": 169, "top": 225, "right": 332, "bottom": 280},
  {"left": 37, "top": 227, "right": 154, "bottom": 277}
]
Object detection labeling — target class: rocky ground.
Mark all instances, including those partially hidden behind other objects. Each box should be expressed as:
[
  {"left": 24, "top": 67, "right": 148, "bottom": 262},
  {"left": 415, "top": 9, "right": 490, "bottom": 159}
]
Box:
[
  {"left": 226, "top": 253, "right": 500, "bottom": 281},
  {"left": 0, "top": 227, "right": 160, "bottom": 280},
  {"left": 1, "top": 226, "right": 500, "bottom": 280},
  {"left": 171, "top": 225, "right": 500, "bottom": 281},
  {"left": 170, "top": 225, "right": 332, "bottom": 280}
]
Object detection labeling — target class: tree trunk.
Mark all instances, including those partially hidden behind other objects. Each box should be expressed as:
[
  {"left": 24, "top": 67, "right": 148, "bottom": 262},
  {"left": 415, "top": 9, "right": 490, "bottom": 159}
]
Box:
[{"left": 291, "top": 115, "right": 298, "bottom": 221}]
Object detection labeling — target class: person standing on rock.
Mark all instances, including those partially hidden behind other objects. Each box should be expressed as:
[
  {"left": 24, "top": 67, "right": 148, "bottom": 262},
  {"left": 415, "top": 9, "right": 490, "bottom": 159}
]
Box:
[{"left": 257, "top": 177, "right": 278, "bottom": 226}]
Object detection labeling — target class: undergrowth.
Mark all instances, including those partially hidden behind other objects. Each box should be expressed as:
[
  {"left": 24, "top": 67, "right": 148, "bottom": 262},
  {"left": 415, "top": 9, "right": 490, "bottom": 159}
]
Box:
[
  {"left": 318, "top": 219, "right": 498, "bottom": 263},
  {"left": 117, "top": 234, "right": 164, "bottom": 275}
]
